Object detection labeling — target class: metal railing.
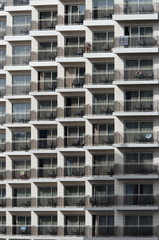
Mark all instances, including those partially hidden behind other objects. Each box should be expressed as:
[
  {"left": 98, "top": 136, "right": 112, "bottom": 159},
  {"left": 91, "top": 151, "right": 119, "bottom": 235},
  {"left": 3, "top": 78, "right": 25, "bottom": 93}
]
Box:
[
  {"left": 85, "top": 73, "right": 114, "bottom": 85},
  {"left": 31, "top": 109, "right": 57, "bottom": 121},
  {"left": 0, "top": 170, "right": 5, "bottom": 180},
  {"left": 12, "top": 55, "right": 30, "bottom": 65},
  {"left": 64, "top": 166, "right": 85, "bottom": 177},
  {"left": 115, "top": 69, "right": 159, "bottom": 81},
  {"left": 31, "top": 80, "right": 57, "bottom": 92},
  {"left": 31, "top": 19, "right": 57, "bottom": 31},
  {"left": 0, "top": 225, "right": 6, "bottom": 234},
  {"left": 86, "top": 134, "right": 114, "bottom": 146},
  {"left": 115, "top": 100, "right": 158, "bottom": 112},
  {"left": 60, "top": 136, "right": 85, "bottom": 148},
  {"left": 12, "top": 197, "right": 31, "bottom": 207},
  {"left": 58, "top": 14, "right": 85, "bottom": 25},
  {"left": 38, "top": 167, "right": 57, "bottom": 178},
  {"left": 7, "top": 25, "right": 30, "bottom": 36},
  {"left": 0, "top": 198, "right": 6, "bottom": 207},
  {"left": 92, "top": 165, "right": 114, "bottom": 176},
  {"left": 38, "top": 226, "right": 57, "bottom": 236},
  {"left": 0, "top": 59, "right": 5, "bottom": 69},
  {"left": 6, "top": 112, "right": 30, "bottom": 123},
  {"left": 31, "top": 138, "right": 57, "bottom": 150},
  {"left": 12, "top": 169, "right": 31, "bottom": 179},
  {"left": 92, "top": 226, "right": 115, "bottom": 237},
  {"left": 38, "top": 197, "right": 57, "bottom": 207},
  {"left": 57, "top": 46, "right": 85, "bottom": 57},
  {"left": 85, "top": 103, "right": 114, "bottom": 115},
  {"left": 31, "top": 51, "right": 56, "bottom": 61},
  {"left": 57, "top": 106, "right": 85, "bottom": 118},
  {"left": 87, "top": 40, "right": 114, "bottom": 52},
  {"left": 64, "top": 226, "right": 86, "bottom": 236},
  {"left": 57, "top": 77, "right": 85, "bottom": 89},
  {"left": 6, "top": 84, "right": 30, "bottom": 95},
  {"left": 114, "top": 2, "right": 159, "bottom": 14},
  {"left": 114, "top": 36, "right": 159, "bottom": 48},
  {"left": 123, "top": 163, "right": 159, "bottom": 175},
  {"left": 7, "top": 0, "right": 30, "bottom": 5},
  {"left": 124, "top": 226, "right": 154, "bottom": 237},
  {"left": 115, "top": 132, "right": 159, "bottom": 144},
  {"left": 0, "top": 142, "right": 5, "bottom": 152},
  {"left": 123, "top": 195, "right": 157, "bottom": 205},
  {"left": 0, "top": 87, "right": 5, "bottom": 97},
  {"left": 90, "top": 195, "right": 115, "bottom": 206},
  {"left": 85, "top": 8, "right": 114, "bottom": 20},
  {"left": 12, "top": 225, "right": 31, "bottom": 235},
  {"left": 12, "top": 141, "right": 30, "bottom": 151},
  {"left": 64, "top": 196, "right": 85, "bottom": 207}
]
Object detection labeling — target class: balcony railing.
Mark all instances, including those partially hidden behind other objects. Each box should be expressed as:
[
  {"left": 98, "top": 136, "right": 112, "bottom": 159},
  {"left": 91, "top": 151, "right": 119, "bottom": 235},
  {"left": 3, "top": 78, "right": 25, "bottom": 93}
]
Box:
[
  {"left": 38, "top": 197, "right": 57, "bottom": 207},
  {"left": 12, "top": 225, "right": 31, "bottom": 235},
  {"left": 0, "top": 59, "right": 5, "bottom": 69},
  {"left": 115, "top": 36, "right": 159, "bottom": 48},
  {"left": 85, "top": 73, "right": 114, "bottom": 85},
  {"left": 31, "top": 80, "right": 57, "bottom": 92},
  {"left": 6, "top": 112, "right": 30, "bottom": 123},
  {"left": 115, "top": 132, "right": 159, "bottom": 144},
  {"left": 64, "top": 196, "right": 85, "bottom": 207},
  {"left": 6, "top": 84, "right": 30, "bottom": 96},
  {"left": 0, "top": 170, "right": 5, "bottom": 180},
  {"left": 7, "top": 0, "right": 30, "bottom": 5},
  {"left": 114, "top": 2, "right": 158, "bottom": 15},
  {"left": 0, "top": 29, "right": 6, "bottom": 39},
  {"left": 123, "top": 195, "right": 157, "bottom": 205},
  {"left": 12, "top": 197, "right": 31, "bottom": 207},
  {"left": 85, "top": 103, "right": 114, "bottom": 115},
  {"left": 0, "top": 142, "right": 5, "bottom": 152},
  {"left": 115, "top": 100, "right": 157, "bottom": 112},
  {"left": 64, "top": 226, "right": 85, "bottom": 236},
  {"left": 86, "top": 134, "right": 114, "bottom": 146},
  {"left": 115, "top": 69, "right": 158, "bottom": 81},
  {"left": 86, "top": 41, "right": 114, "bottom": 52},
  {"left": 0, "top": 0, "right": 6, "bottom": 10},
  {"left": 12, "top": 55, "right": 30, "bottom": 66},
  {"left": 38, "top": 226, "right": 57, "bottom": 236},
  {"left": 58, "top": 14, "right": 85, "bottom": 25},
  {"left": 85, "top": 8, "right": 114, "bottom": 20},
  {"left": 0, "top": 226, "right": 6, "bottom": 234},
  {"left": 0, "top": 198, "right": 6, "bottom": 207},
  {"left": 31, "top": 19, "right": 57, "bottom": 31},
  {"left": 12, "top": 169, "right": 31, "bottom": 179},
  {"left": 57, "top": 136, "right": 85, "bottom": 148},
  {"left": 31, "top": 51, "right": 56, "bottom": 62},
  {"left": 124, "top": 226, "right": 153, "bottom": 237},
  {"left": 123, "top": 163, "right": 159, "bottom": 175},
  {"left": 0, "top": 87, "right": 5, "bottom": 97},
  {"left": 92, "top": 226, "right": 115, "bottom": 237},
  {"left": 57, "top": 106, "right": 85, "bottom": 118},
  {"left": 92, "top": 165, "right": 114, "bottom": 176},
  {"left": 57, "top": 77, "right": 85, "bottom": 89},
  {"left": 38, "top": 167, "right": 57, "bottom": 178},
  {"left": 0, "top": 114, "right": 5, "bottom": 124},
  {"left": 31, "top": 109, "right": 57, "bottom": 121},
  {"left": 31, "top": 138, "right": 57, "bottom": 150},
  {"left": 57, "top": 46, "right": 85, "bottom": 57},
  {"left": 64, "top": 166, "right": 85, "bottom": 177},
  {"left": 90, "top": 195, "right": 115, "bottom": 206},
  {"left": 7, "top": 25, "right": 30, "bottom": 36},
  {"left": 12, "top": 140, "right": 30, "bottom": 151}
]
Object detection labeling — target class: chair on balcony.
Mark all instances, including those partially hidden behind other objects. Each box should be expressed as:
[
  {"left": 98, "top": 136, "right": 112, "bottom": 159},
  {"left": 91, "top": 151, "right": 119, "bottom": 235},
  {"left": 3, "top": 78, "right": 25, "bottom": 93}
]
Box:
[
  {"left": 19, "top": 226, "right": 27, "bottom": 234},
  {"left": 49, "top": 52, "right": 55, "bottom": 61},
  {"left": 75, "top": 16, "right": 82, "bottom": 24}
]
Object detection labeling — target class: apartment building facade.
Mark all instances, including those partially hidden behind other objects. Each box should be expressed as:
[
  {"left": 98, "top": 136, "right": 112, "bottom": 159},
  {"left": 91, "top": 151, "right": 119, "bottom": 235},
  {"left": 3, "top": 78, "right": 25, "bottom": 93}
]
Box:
[{"left": 0, "top": 0, "right": 158, "bottom": 239}]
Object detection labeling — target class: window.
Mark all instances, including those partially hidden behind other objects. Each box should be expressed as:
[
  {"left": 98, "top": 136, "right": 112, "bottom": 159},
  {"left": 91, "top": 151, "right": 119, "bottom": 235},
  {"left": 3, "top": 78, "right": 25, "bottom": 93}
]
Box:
[
  {"left": 38, "top": 42, "right": 57, "bottom": 61},
  {"left": 125, "top": 153, "right": 153, "bottom": 164},
  {"left": 38, "top": 71, "right": 57, "bottom": 91},
  {"left": 12, "top": 45, "right": 31, "bottom": 65},
  {"left": 93, "top": 94, "right": 114, "bottom": 114},
  {"left": 13, "top": 160, "right": 31, "bottom": 169},
  {"left": 65, "top": 5, "right": 85, "bottom": 24},
  {"left": 13, "top": 16, "right": 31, "bottom": 35},
  {"left": 93, "top": 63, "right": 114, "bottom": 84},
  {"left": 65, "top": 186, "right": 85, "bottom": 196},
  {"left": 12, "top": 103, "right": 30, "bottom": 123},
  {"left": 39, "top": 11, "right": 57, "bottom": 30},
  {"left": 93, "top": 184, "right": 114, "bottom": 196},
  {"left": 0, "top": 49, "right": 5, "bottom": 68},
  {"left": 65, "top": 67, "right": 85, "bottom": 88},
  {"left": 124, "top": 0, "right": 153, "bottom": 14},
  {"left": 12, "top": 132, "right": 31, "bottom": 141},
  {"left": 93, "top": 32, "right": 114, "bottom": 51},
  {"left": 93, "top": 0, "right": 114, "bottom": 19},
  {"left": 38, "top": 187, "right": 57, "bottom": 197},
  {"left": 0, "top": 21, "right": 5, "bottom": 38},
  {"left": 65, "top": 37, "right": 85, "bottom": 56},
  {"left": 13, "top": 188, "right": 31, "bottom": 197}
]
